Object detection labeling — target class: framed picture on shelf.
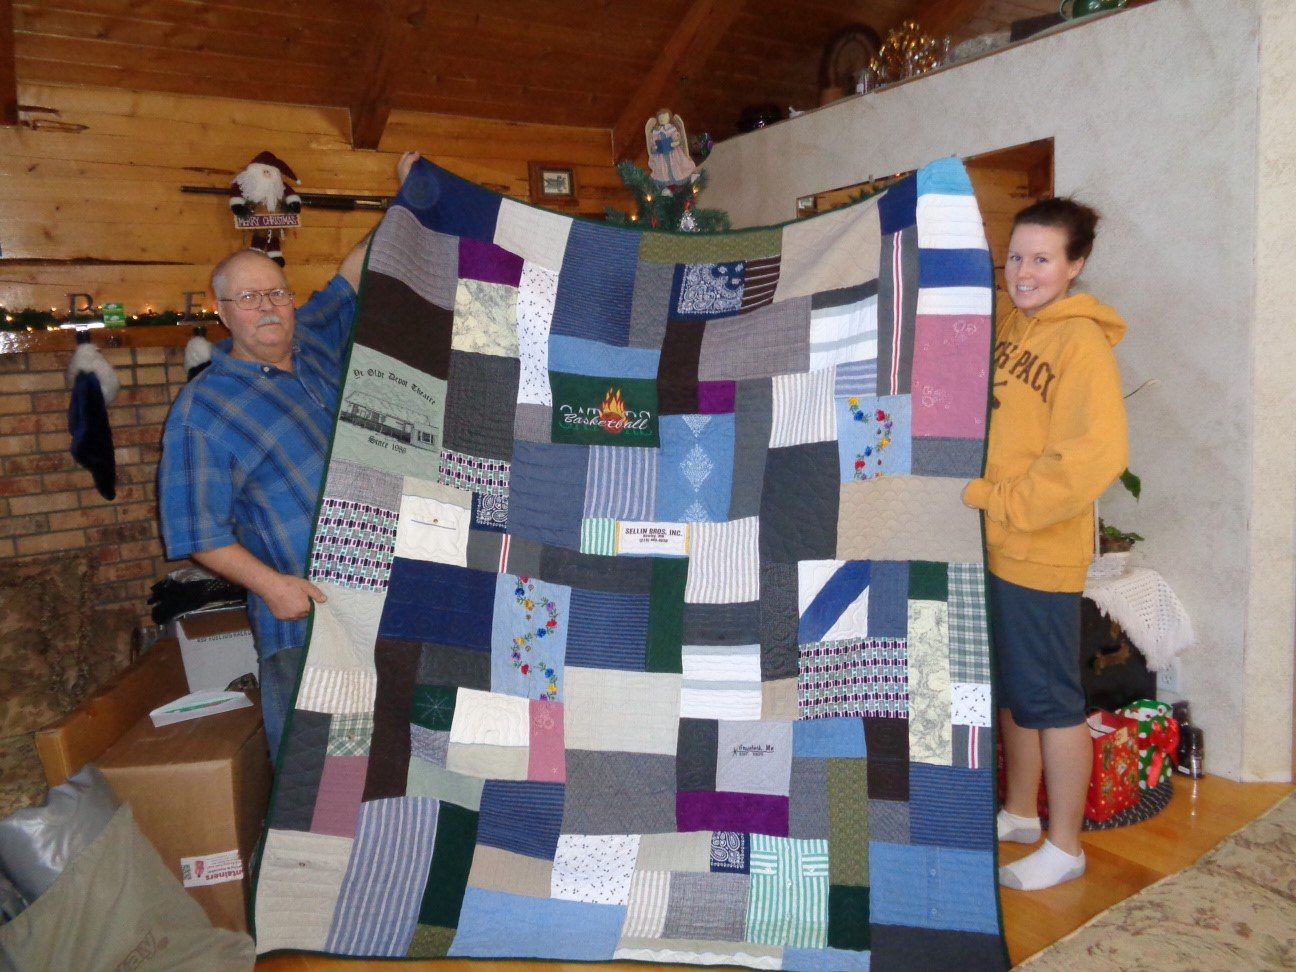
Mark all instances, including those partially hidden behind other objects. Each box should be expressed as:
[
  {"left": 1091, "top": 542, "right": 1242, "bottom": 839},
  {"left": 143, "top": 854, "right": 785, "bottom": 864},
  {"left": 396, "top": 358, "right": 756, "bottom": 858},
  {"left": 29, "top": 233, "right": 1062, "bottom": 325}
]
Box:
[{"left": 528, "top": 163, "right": 577, "bottom": 204}]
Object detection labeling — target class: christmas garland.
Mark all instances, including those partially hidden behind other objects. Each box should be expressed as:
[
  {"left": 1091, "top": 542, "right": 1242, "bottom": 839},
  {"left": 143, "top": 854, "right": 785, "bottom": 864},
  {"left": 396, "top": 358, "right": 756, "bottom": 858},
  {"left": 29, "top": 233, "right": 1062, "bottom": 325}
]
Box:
[{"left": 0, "top": 306, "right": 222, "bottom": 332}]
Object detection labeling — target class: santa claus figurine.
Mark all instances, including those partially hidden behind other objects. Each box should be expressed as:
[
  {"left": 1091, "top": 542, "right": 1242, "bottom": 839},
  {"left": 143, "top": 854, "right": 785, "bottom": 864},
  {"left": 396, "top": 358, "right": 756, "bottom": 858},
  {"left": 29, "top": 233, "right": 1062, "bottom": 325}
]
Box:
[{"left": 228, "top": 151, "right": 302, "bottom": 265}]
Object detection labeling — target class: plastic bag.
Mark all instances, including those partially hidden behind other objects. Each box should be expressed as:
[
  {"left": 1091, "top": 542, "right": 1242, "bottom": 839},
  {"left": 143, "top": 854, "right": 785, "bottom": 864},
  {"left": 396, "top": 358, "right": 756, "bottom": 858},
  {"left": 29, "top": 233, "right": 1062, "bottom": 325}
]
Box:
[{"left": 0, "top": 764, "right": 118, "bottom": 902}]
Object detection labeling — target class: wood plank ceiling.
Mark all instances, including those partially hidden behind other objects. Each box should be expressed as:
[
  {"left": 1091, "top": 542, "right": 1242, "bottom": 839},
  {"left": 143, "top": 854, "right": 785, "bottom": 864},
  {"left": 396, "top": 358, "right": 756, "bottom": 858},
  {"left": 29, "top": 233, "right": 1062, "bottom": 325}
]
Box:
[{"left": 8, "top": 0, "right": 1057, "bottom": 149}]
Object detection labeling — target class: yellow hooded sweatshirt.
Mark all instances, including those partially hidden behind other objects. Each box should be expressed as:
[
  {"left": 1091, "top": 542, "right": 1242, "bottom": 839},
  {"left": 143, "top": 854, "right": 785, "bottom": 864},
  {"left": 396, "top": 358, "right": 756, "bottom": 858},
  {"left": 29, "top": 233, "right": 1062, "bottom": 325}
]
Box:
[{"left": 963, "top": 292, "right": 1128, "bottom": 593}]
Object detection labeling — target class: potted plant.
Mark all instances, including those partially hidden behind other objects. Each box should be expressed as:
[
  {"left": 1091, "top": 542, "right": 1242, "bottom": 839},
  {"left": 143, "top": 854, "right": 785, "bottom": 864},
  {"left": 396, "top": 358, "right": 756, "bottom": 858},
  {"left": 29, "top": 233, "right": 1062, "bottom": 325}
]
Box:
[{"left": 1090, "top": 470, "right": 1142, "bottom": 579}]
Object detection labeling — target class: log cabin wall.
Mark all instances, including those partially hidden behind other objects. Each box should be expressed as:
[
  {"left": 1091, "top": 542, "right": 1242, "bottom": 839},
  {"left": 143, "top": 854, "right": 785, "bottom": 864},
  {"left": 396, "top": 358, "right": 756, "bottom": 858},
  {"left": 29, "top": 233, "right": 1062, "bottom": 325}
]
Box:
[
  {"left": 1, "top": 82, "right": 628, "bottom": 310},
  {"left": 0, "top": 81, "right": 627, "bottom": 645}
]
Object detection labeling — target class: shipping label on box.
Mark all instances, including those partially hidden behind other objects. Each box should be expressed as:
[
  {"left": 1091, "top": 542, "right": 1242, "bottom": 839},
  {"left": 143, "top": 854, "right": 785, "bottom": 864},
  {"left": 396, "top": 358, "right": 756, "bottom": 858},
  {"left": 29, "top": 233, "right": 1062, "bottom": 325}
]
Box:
[
  {"left": 180, "top": 849, "right": 244, "bottom": 888},
  {"left": 175, "top": 608, "right": 258, "bottom": 691}
]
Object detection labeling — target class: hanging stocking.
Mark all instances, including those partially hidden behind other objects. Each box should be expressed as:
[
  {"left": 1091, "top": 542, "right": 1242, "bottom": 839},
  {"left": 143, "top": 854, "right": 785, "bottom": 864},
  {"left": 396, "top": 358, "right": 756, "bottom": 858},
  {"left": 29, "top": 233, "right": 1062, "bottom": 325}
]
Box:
[{"left": 66, "top": 335, "right": 120, "bottom": 501}]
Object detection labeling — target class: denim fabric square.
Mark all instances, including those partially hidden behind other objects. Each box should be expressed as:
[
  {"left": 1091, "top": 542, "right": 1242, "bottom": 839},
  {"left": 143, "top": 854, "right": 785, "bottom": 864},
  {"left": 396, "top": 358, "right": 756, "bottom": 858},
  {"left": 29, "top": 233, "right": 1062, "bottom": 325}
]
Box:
[
  {"left": 379, "top": 558, "right": 496, "bottom": 650},
  {"left": 551, "top": 221, "right": 639, "bottom": 345},
  {"left": 868, "top": 561, "right": 911, "bottom": 639},
  {"left": 490, "top": 573, "right": 571, "bottom": 701},
  {"left": 506, "top": 441, "right": 589, "bottom": 549},
  {"left": 657, "top": 414, "right": 735, "bottom": 522}
]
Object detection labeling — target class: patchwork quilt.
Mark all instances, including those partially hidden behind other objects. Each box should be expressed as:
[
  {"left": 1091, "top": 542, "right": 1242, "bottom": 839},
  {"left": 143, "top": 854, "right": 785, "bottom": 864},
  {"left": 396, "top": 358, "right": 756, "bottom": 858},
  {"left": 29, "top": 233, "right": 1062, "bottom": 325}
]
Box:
[{"left": 252, "top": 156, "right": 1008, "bottom": 970}]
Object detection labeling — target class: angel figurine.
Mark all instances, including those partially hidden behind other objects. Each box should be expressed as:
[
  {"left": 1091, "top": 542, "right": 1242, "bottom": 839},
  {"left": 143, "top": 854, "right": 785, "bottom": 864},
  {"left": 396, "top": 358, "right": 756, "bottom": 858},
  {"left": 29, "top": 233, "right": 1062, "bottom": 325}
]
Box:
[{"left": 646, "top": 109, "right": 697, "bottom": 187}]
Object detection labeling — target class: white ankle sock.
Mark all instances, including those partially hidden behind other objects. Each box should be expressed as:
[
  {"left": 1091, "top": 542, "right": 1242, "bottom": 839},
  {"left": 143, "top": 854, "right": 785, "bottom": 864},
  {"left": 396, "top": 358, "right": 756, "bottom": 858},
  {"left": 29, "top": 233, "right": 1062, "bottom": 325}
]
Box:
[
  {"left": 999, "top": 839, "right": 1086, "bottom": 891},
  {"left": 997, "top": 808, "right": 1042, "bottom": 843}
]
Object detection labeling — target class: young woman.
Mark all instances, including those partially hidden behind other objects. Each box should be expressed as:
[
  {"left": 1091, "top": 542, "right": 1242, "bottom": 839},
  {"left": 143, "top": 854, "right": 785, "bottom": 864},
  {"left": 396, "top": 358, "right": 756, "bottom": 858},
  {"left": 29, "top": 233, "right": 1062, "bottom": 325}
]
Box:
[{"left": 962, "top": 198, "right": 1128, "bottom": 891}]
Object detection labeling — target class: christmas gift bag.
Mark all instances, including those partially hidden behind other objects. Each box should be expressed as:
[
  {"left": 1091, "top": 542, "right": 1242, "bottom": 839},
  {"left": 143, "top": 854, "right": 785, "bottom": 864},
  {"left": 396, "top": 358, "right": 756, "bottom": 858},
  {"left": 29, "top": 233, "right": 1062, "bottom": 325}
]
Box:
[
  {"left": 1084, "top": 710, "right": 1141, "bottom": 822},
  {"left": 1117, "top": 698, "right": 1180, "bottom": 789}
]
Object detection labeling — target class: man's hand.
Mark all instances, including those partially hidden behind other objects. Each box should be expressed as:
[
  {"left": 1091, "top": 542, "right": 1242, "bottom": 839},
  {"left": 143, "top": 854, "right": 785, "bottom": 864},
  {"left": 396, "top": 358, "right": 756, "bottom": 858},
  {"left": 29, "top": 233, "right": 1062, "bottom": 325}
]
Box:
[
  {"left": 191, "top": 544, "right": 328, "bottom": 622},
  {"left": 262, "top": 573, "right": 328, "bottom": 621},
  {"left": 398, "top": 151, "right": 420, "bottom": 185}
]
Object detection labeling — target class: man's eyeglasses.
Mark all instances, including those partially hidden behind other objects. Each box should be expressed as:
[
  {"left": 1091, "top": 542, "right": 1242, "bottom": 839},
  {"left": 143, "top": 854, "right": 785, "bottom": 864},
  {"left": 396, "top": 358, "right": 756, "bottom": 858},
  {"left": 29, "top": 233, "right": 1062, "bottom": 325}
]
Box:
[{"left": 216, "top": 288, "right": 294, "bottom": 310}]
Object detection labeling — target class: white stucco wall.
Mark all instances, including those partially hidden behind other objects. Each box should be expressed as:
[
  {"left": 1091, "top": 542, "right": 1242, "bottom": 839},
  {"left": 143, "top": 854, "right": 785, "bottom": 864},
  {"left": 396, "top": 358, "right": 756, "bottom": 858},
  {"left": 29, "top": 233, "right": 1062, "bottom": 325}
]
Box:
[{"left": 702, "top": 0, "right": 1293, "bottom": 780}]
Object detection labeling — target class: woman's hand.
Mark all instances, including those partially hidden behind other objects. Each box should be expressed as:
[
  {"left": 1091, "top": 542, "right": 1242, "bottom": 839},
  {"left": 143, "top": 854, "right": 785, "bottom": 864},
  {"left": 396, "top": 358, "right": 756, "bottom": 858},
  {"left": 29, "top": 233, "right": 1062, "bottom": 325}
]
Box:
[{"left": 963, "top": 478, "right": 991, "bottom": 509}]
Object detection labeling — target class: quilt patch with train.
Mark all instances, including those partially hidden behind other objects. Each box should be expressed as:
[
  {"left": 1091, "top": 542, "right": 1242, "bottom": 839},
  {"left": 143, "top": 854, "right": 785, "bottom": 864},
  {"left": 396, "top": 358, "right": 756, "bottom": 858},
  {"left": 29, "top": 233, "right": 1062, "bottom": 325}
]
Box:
[{"left": 252, "top": 156, "right": 1007, "bottom": 970}]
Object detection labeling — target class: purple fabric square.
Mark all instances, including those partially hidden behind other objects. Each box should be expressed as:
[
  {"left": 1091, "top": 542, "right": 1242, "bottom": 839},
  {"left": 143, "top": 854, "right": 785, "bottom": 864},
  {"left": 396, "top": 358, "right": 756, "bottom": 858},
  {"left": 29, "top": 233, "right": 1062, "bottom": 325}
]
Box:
[
  {"left": 698, "top": 381, "right": 737, "bottom": 414},
  {"left": 459, "top": 237, "right": 524, "bottom": 287},
  {"left": 677, "top": 790, "right": 789, "bottom": 837},
  {"left": 310, "top": 756, "right": 368, "bottom": 838}
]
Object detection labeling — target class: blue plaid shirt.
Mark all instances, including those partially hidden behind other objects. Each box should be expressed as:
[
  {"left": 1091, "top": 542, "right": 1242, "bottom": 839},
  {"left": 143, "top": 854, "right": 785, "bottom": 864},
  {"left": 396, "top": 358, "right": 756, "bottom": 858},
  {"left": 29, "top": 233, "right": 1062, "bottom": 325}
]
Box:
[{"left": 160, "top": 275, "right": 357, "bottom": 659}]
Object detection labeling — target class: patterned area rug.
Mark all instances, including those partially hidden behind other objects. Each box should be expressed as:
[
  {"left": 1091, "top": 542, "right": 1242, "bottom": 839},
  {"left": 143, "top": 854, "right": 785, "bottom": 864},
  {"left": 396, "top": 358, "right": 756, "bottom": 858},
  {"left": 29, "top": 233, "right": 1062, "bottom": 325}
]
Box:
[
  {"left": 1022, "top": 791, "right": 1296, "bottom": 970},
  {"left": 251, "top": 157, "right": 1008, "bottom": 970}
]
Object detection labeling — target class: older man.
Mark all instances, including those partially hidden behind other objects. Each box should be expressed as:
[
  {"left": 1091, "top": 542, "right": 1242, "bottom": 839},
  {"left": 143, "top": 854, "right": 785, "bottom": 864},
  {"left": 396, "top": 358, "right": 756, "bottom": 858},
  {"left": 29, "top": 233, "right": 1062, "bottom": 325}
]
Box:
[{"left": 159, "top": 155, "right": 416, "bottom": 760}]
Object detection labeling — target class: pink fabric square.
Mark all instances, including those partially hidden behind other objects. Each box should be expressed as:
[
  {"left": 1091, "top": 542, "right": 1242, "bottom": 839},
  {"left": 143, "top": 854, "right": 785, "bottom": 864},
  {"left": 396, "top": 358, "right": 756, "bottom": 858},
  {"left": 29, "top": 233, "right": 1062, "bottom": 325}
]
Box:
[
  {"left": 309, "top": 755, "right": 368, "bottom": 838},
  {"left": 528, "top": 700, "right": 566, "bottom": 782},
  {"left": 911, "top": 314, "right": 991, "bottom": 438}
]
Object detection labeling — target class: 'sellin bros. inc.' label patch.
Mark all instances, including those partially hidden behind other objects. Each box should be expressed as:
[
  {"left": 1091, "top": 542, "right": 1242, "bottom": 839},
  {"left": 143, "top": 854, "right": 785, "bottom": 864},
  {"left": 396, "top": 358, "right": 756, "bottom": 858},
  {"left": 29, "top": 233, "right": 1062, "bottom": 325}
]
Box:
[{"left": 550, "top": 372, "right": 660, "bottom": 446}]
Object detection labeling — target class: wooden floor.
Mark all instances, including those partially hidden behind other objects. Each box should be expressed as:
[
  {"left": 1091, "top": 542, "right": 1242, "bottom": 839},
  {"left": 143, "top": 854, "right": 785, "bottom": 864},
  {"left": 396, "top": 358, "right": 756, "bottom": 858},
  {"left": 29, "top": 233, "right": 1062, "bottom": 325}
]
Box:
[{"left": 259, "top": 775, "right": 1293, "bottom": 971}]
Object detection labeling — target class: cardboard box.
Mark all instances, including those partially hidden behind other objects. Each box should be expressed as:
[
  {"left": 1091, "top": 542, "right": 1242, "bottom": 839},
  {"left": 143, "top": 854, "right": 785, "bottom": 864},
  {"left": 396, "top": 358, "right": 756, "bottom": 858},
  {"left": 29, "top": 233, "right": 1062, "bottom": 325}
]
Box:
[
  {"left": 96, "top": 703, "right": 271, "bottom": 933},
  {"left": 35, "top": 638, "right": 189, "bottom": 787},
  {"left": 173, "top": 606, "right": 258, "bottom": 692}
]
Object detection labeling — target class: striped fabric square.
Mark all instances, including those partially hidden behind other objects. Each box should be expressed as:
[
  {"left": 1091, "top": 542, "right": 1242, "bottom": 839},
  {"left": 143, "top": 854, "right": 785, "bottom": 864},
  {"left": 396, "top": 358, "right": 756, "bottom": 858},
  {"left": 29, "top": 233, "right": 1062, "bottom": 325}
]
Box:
[
  {"left": 770, "top": 368, "right": 837, "bottom": 448},
  {"left": 551, "top": 220, "right": 639, "bottom": 345},
  {"left": 325, "top": 797, "right": 439, "bottom": 956},
  {"left": 566, "top": 588, "right": 650, "bottom": 671},
  {"left": 681, "top": 644, "right": 762, "bottom": 720},
  {"left": 476, "top": 780, "right": 566, "bottom": 860},
  {"left": 746, "top": 835, "right": 829, "bottom": 949},
  {"left": 297, "top": 667, "right": 378, "bottom": 715},
  {"left": 621, "top": 869, "right": 672, "bottom": 939},
  {"left": 684, "top": 516, "right": 759, "bottom": 603},
  {"left": 910, "top": 764, "right": 995, "bottom": 851},
  {"left": 741, "top": 255, "right": 780, "bottom": 311},
  {"left": 947, "top": 564, "right": 991, "bottom": 683},
  {"left": 579, "top": 517, "right": 616, "bottom": 555},
  {"left": 809, "top": 282, "right": 879, "bottom": 372},
  {"left": 583, "top": 445, "right": 659, "bottom": 520}
]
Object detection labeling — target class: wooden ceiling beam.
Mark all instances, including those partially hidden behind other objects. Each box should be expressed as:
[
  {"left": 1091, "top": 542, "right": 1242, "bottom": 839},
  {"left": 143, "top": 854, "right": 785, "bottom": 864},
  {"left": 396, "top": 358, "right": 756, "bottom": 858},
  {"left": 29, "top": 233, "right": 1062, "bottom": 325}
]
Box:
[
  {"left": 611, "top": 0, "right": 748, "bottom": 161},
  {"left": 908, "top": 0, "right": 985, "bottom": 37},
  {"left": 0, "top": 0, "right": 17, "bottom": 126},
  {"left": 350, "top": 0, "right": 426, "bottom": 151}
]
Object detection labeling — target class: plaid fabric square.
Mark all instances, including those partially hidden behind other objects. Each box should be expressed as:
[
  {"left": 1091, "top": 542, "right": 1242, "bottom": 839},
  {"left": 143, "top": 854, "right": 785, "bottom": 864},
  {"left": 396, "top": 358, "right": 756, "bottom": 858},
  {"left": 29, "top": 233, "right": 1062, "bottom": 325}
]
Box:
[
  {"left": 948, "top": 563, "right": 991, "bottom": 683},
  {"left": 310, "top": 498, "right": 397, "bottom": 590},
  {"left": 797, "top": 638, "right": 908, "bottom": 719},
  {"left": 327, "top": 712, "right": 375, "bottom": 756}
]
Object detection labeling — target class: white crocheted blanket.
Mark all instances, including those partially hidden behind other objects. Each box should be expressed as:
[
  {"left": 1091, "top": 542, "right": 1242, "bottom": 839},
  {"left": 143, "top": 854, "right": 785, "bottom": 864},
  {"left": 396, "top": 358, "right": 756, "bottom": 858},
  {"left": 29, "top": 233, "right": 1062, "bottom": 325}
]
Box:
[{"left": 1084, "top": 566, "right": 1195, "bottom": 671}]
